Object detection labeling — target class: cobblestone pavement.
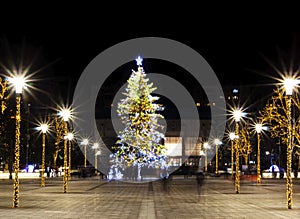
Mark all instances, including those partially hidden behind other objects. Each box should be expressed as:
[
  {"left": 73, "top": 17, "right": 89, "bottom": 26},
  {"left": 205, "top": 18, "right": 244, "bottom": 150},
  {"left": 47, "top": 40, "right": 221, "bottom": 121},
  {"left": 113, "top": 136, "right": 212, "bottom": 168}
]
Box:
[{"left": 0, "top": 175, "right": 299, "bottom": 218}]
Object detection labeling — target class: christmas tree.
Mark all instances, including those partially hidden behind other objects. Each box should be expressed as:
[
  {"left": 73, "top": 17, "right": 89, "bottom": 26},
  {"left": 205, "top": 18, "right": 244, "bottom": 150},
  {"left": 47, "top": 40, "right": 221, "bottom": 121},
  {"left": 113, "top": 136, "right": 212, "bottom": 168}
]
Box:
[{"left": 113, "top": 56, "right": 167, "bottom": 168}]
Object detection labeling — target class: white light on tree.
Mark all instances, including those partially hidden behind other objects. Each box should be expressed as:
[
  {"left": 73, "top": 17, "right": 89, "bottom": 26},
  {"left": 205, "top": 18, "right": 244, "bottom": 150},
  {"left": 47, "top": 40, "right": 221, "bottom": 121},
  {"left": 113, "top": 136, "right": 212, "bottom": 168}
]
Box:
[{"left": 113, "top": 55, "right": 166, "bottom": 167}]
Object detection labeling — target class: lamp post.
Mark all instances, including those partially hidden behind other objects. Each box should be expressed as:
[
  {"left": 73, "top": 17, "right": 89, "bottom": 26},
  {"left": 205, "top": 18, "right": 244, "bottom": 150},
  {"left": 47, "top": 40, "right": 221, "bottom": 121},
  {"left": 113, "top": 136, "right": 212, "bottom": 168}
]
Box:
[
  {"left": 92, "top": 143, "right": 99, "bottom": 174},
  {"left": 95, "top": 151, "right": 101, "bottom": 174},
  {"left": 9, "top": 76, "right": 25, "bottom": 208},
  {"left": 284, "top": 78, "right": 298, "bottom": 209},
  {"left": 58, "top": 109, "right": 71, "bottom": 193},
  {"left": 81, "top": 139, "right": 89, "bottom": 168},
  {"left": 229, "top": 132, "right": 236, "bottom": 179},
  {"left": 255, "top": 123, "right": 263, "bottom": 184},
  {"left": 37, "top": 124, "right": 48, "bottom": 187},
  {"left": 203, "top": 142, "right": 209, "bottom": 172},
  {"left": 65, "top": 132, "right": 74, "bottom": 180},
  {"left": 233, "top": 109, "right": 243, "bottom": 194},
  {"left": 214, "top": 138, "right": 222, "bottom": 175}
]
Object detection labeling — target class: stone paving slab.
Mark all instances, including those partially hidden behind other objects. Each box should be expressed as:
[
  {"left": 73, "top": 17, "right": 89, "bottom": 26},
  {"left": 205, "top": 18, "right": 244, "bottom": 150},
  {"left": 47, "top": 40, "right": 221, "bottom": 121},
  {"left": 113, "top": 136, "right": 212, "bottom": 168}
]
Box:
[{"left": 0, "top": 176, "right": 299, "bottom": 218}]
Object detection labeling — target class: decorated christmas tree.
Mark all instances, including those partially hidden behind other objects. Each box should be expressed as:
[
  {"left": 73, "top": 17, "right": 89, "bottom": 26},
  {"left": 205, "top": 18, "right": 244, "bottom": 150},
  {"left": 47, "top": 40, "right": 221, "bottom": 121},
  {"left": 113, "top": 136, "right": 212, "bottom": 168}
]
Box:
[{"left": 113, "top": 56, "right": 167, "bottom": 168}]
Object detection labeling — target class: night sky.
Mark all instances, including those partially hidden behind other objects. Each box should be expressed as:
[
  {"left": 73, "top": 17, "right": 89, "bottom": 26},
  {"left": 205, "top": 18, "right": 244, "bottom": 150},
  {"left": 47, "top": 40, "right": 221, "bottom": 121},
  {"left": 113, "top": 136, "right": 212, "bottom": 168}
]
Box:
[{"left": 0, "top": 10, "right": 299, "bottom": 115}]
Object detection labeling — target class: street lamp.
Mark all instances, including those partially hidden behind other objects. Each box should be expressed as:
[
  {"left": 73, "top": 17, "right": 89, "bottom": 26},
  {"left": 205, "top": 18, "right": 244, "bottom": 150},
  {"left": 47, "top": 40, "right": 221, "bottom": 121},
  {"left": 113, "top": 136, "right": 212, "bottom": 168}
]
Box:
[
  {"left": 233, "top": 108, "right": 244, "bottom": 194},
  {"left": 58, "top": 108, "right": 71, "bottom": 193},
  {"left": 255, "top": 123, "right": 263, "bottom": 184},
  {"left": 81, "top": 139, "right": 89, "bottom": 168},
  {"left": 36, "top": 124, "right": 49, "bottom": 187},
  {"left": 229, "top": 132, "right": 237, "bottom": 179},
  {"left": 283, "top": 77, "right": 298, "bottom": 209},
  {"left": 92, "top": 143, "right": 99, "bottom": 174},
  {"left": 203, "top": 142, "right": 210, "bottom": 172},
  {"left": 214, "top": 138, "right": 222, "bottom": 175},
  {"left": 65, "top": 132, "right": 74, "bottom": 180},
  {"left": 9, "top": 76, "right": 26, "bottom": 208}
]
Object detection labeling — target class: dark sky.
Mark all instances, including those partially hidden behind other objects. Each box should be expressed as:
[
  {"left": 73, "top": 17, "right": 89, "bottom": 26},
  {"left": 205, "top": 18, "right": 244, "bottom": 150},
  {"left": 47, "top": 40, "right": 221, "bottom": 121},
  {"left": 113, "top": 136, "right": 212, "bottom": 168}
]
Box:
[
  {"left": 0, "top": 9, "right": 299, "bottom": 110},
  {"left": 1, "top": 29, "right": 296, "bottom": 86}
]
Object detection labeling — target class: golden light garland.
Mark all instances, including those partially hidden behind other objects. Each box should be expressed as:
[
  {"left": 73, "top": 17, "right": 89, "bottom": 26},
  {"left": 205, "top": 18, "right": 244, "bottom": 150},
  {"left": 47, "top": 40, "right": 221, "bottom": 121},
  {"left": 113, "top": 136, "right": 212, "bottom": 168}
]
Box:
[
  {"left": 63, "top": 120, "right": 68, "bottom": 193},
  {"left": 54, "top": 115, "right": 64, "bottom": 168},
  {"left": 13, "top": 94, "right": 21, "bottom": 207},
  {"left": 259, "top": 87, "right": 300, "bottom": 209},
  {"left": 41, "top": 132, "right": 46, "bottom": 187}
]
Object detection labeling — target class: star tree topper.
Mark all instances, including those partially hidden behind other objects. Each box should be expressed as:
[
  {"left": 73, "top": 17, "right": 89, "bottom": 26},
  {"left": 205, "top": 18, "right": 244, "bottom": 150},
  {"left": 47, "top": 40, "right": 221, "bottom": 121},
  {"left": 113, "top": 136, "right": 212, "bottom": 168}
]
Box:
[{"left": 135, "top": 56, "right": 143, "bottom": 66}]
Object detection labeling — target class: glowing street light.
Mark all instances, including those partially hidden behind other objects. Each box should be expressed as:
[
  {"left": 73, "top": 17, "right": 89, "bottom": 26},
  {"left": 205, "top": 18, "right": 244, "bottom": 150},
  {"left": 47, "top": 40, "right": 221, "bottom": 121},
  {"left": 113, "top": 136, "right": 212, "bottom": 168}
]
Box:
[
  {"left": 65, "top": 132, "right": 74, "bottom": 180},
  {"left": 59, "top": 108, "right": 71, "bottom": 193},
  {"left": 9, "top": 75, "right": 26, "bottom": 208},
  {"left": 233, "top": 108, "right": 245, "bottom": 194},
  {"left": 214, "top": 138, "right": 222, "bottom": 175},
  {"left": 36, "top": 124, "right": 49, "bottom": 187},
  {"left": 283, "top": 77, "right": 299, "bottom": 209},
  {"left": 81, "top": 139, "right": 89, "bottom": 168}
]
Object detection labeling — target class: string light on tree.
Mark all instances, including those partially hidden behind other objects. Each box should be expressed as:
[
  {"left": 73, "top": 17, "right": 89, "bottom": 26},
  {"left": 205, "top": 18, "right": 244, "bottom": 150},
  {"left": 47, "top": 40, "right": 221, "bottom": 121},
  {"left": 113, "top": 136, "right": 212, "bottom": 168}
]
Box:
[{"left": 113, "top": 55, "right": 167, "bottom": 172}]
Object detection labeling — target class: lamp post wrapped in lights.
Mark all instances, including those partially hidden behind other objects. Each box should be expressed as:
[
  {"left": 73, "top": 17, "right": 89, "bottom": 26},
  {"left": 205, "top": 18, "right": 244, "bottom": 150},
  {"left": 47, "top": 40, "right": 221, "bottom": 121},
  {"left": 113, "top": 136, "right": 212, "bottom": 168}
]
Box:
[
  {"left": 214, "top": 138, "right": 222, "bottom": 175},
  {"left": 258, "top": 77, "right": 300, "bottom": 209},
  {"left": 58, "top": 109, "right": 71, "bottom": 193},
  {"left": 81, "top": 139, "right": 89, "bottom": 168},
  {"left": 203, "top": 142, "right": 209, "bottom": 172},
  {"left": 65, "top": 132, "right": 74, "bottom": 180},
  {"left": 233, "top": 109, "right": 244, "bottom": 194},
  {"left": 37, "top": 124, "right": 49, "bottom": 187},
  {"left": 284, "top": 78, "right": 299, "bottom": 209},
  {"left": 255, "top": 123, "right": 263, "bottom": 184},
  {"left": 9, "top": 76, "right": 25, "bottom": 208}
]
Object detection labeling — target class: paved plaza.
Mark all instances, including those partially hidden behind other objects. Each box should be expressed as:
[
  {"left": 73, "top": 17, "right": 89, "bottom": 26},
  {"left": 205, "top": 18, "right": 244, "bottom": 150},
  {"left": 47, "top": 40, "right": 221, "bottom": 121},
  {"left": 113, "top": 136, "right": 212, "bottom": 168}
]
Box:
[{"left": 0, "top": 174, "right": 300, "bottom": 218}]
